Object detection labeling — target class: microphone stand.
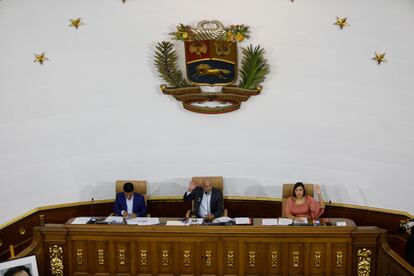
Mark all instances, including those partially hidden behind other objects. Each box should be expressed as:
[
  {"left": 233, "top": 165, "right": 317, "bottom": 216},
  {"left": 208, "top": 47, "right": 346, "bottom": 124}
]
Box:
[
  {"left": 87, "top": 198, "right": 96, "bottom": 224},
  {"left": 325, "top": 200, "right": 332, "bottom": 226}
]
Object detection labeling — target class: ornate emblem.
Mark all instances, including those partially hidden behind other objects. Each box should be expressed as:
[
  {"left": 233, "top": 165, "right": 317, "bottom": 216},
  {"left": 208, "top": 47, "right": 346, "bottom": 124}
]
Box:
[
  {"left": 357, "top": 248, "right": 372, "bottom": 276},
  {"left": 248, "top": 251, "right": 256, "bottom": 267},
  {"left": 154, "top": 20, "right": 270, "bottom": 114},
  {"left": 271, "top": 250, "right": 279, "bottom": 268},
  {"left": 76, "top": 249, "right": 83, "bottom": 265},
  {"left": 140, "top": 249, "right": 148, "bottom": 266},
  {"left": 183, "top": 250, "right": 191, "bottom": 267},
  {"left": 49, "top": 245, "right": 64, "bottom": 276}
]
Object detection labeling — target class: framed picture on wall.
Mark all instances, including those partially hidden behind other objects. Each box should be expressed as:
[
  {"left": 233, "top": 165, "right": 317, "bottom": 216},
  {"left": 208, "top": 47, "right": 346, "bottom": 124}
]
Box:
[{"left": 0, "top": 255, "right": 39, "bottom": 276}]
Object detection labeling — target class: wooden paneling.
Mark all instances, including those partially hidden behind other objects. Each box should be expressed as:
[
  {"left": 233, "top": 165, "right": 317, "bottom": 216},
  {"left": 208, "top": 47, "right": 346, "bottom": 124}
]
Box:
[
  {"left": 0, "top": 198, "right": 412, "bottom": 264},
  {"left": 13, "top": 220, "right": 414, "bottom": 276}
]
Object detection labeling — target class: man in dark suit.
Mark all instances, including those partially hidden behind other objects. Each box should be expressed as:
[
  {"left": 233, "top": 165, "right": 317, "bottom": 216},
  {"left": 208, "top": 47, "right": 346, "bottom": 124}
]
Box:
[
  {"left": 183, "top": 179, "right": 224, "bottom": 219},
  {"left": 114, "top": 182, "right": 147, "bottom": 217}
]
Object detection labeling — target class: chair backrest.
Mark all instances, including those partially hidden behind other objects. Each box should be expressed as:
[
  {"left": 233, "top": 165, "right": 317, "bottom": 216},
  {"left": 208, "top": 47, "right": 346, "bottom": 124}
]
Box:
[
  {"left": 281, "top": 183, "right": 315, "bottom": 217},
  {"left": 191, "top": 176, "right": 223, "bottom": 194},
  {"left": 115, "top": 180, "right": 147, "bottom": 195}
]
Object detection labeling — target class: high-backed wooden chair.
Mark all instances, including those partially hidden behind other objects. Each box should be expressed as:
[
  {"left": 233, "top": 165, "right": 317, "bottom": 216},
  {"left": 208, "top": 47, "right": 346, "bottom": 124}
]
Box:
[
  {"left": 115, "top": 180, "right": 149, "bottom": 216},
  {"left": 281, "top": 183, "right": 314, "bottom": 217},
  {"left": 185, "top": 176, "right": 227, "bottom": 218}
]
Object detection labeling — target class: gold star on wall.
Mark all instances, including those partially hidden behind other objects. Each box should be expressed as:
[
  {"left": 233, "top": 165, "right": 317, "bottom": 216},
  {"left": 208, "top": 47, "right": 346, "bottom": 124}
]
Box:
[
  {"left": 372, "top": 52, "right": 387, "bottom": 65},
  {"left": 69, "top": 18, "right": 84, "bottom": 29},
  {"left": 334, "top": 17, "right": 349, "bottom": 30},
  {"left": 33, "top": 52, "right": 48, "bottom": 65}
]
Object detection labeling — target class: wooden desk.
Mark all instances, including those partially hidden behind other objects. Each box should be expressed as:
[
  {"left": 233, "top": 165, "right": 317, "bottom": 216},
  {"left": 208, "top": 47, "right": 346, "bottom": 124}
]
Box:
[{"left": 23, "top": 218, "right": 382, "bottom": 276}]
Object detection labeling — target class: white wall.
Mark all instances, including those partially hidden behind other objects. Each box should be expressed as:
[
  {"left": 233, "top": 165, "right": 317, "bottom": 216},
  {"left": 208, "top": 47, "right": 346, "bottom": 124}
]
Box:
[{"left": 1, "top": 0, "right": 413, "bottom": 224}]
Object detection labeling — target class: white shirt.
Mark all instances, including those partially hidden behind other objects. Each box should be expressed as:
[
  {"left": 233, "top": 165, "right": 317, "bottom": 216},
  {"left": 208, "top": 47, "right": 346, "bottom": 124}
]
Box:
[
  {"left": 122, "top": 195, "right": 134, "bottom": 215},
  {"left": 185, "top": 189, "right": 211, "bottom": 217}
]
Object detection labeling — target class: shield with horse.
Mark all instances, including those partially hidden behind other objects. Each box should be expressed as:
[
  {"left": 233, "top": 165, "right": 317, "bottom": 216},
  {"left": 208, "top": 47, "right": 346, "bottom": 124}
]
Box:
[{"left": 184, "top": 21, "right": 237, "bottom": 86}]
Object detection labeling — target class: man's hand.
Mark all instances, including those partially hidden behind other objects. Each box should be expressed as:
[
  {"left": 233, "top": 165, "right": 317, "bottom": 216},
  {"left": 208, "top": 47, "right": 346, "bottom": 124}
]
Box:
[
  {"left": 315, "top": 184, "right": 321, "bottom": 195},
  {"left": 122, "top": 211, "right": 128, "bottom": 218},
  {"left": 188, "top": 181, "right": 197, "bottom": 192},
  {"left": 131, "top": 213, "right": 137, "bottom": 218}
]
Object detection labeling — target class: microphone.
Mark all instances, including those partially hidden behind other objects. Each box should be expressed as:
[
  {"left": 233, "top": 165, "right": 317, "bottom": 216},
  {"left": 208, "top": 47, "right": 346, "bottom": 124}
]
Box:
[
  {"left": 325, "top": 200, "right": 332, "bottom": 226},
  {"left": 87, "top": 197, "right": 96, "bottom": 224},
  {"left": 205, "top": 191, "right": 210, "bottom": 215}
]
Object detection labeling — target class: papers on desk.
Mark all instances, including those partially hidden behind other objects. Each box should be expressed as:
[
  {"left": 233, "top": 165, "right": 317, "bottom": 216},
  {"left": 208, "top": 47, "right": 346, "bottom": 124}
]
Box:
[
  {"left": 166, "top": 218, "right": 204, "bottom": 226},
  {"left": 71, "top": 217, "right": 92, "bottom": 224},
  {"left": 127, "top": 217, "right": 160, "bottom": 225},
  {"left": 234, "top": 217, "right": 251, "bottom": 225},
  {"left": 105, "top": 216, "right": 124, "bottom": 224},
  {"left": 262, "top": 218, "right": 279, "bottom": 226},
  {"left": 278, "top": 218, "right": 293, "bottom": 225},
  {"left": 213, "top": 217, "right": 233, "bottom": 224},
  {"left": 335, "top": 221, "right": 347, "bottom": 226},
  {"left": 166, "top": 220, "right": 187, "bottom": 226},
  {"left": 261, "top": 218, "right": 293, "bottom": 226}
]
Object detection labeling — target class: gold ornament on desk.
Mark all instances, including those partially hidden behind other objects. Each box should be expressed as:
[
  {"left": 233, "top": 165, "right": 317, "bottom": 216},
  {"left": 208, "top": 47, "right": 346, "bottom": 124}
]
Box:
[
  {"left": 154, "top": 20, "right": 270, "bottom": 114},
  {"left": 372, "top": 52, "right": 387, "bottom": 65},
  {"left": 334, "top": 17, "right": 349, "bottom": 30},
  {"left": 69, "top": 18, "right": 84, "bottom": 29},
  {"left": 33, "top": 52, "right": 48, "bottom": 65}
]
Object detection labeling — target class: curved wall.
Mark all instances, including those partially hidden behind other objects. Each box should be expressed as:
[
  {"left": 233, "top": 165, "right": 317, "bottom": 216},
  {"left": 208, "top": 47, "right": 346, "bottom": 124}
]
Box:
[{"left": 0, "top": 0, "right": 414, "bottom": 224}]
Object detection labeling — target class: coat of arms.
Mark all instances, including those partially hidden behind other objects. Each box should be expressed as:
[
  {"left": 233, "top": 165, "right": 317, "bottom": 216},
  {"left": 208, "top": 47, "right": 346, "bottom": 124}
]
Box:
[{"left": 154, "top": 20, "right": 270, "bottom": 114}]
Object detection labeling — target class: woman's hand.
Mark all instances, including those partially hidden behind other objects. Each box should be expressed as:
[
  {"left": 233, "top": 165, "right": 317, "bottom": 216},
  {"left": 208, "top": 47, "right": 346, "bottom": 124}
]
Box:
[{"left": 315, "top": 184, "right": 321, "bottom": 195}]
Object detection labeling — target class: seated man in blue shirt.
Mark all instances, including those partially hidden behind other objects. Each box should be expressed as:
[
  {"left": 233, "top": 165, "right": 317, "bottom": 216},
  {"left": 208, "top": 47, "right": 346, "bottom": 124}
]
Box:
[{"left": 114, "top": 182, "right": 147, "bottom": 218}]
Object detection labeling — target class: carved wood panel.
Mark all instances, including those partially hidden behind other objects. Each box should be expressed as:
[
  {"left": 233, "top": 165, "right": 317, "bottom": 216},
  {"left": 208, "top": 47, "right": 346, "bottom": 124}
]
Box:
[
  {"left": 157, "top": 242, "right": 174, "bottom": 275},
  {"left": 70, "top": 241, "right": 88, "bottom": 274},
  {"left": 178, "top": 242, "right": 196, "bottom": 276},
  {"left": 332, "top": 243, "right": 349, "bottom": 275},
  {"left": 136, "top": 241, "right": 151, "bottom": 275},
  {"left": 222, "top": 242, "right": 238, "bottom": 276},
  {"left": 310, "top": 243, "right": 326, "bottom": 275},
  {"left": 244, "top": 242, "right": 263, "bottom": 275},
  {"left": 201, "top": 242, "right": 218, "bottom": 276},
  {"left": 115, "top": 241, "right": 130, "bottom": 274},
  {"left": 266, "top": 243, "right": 282, "bottom": 275},
  {"left": 289, "top": 243, "right": 304, "bottom": 275}
]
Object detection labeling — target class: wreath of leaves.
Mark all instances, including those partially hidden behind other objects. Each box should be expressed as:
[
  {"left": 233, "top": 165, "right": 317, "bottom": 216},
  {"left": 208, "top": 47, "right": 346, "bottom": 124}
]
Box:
[
  {"left": 154, "top": 41, "right": 189, "bottom": 87},
  {"left": 238, "top": 45, "right": 270, "bottom": 89}
]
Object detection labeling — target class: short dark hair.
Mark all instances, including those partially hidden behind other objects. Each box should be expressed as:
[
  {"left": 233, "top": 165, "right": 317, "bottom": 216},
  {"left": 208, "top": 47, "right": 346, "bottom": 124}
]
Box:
[
  {"left": 123, "top": 182, "right": 134, "bottom": 193},
  {"left": 292, "top": 182, "right": 306, "bottom": 197},
  {"left": 4, "top": 265, "right": 32, "bottom": 276}
]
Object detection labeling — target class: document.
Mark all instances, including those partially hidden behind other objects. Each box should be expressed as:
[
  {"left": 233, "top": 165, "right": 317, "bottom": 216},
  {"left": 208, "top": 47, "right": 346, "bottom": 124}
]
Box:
[
  {"left": 293, "top": 217, "right": 308, "bottom": 224},
  {"left": 278, "top": 218, "right": 293, "bottom": 225},
  {"left": 71, "top": 217, "right": 92, "bottom": 224},
  {"left": 166, "top": 220, "right": 187, "bottom": 226},
  {"left": 335, "top": 221, "right": 347, "bottom": 226},
  {"left": 105, "top": 216, "right": 124, "bottom": 223},
  {"left": 213, "top": 217, "right": 233, "bottom": 223},
  {"left": 235, "top": 217, "right": 251, "bottom": 225},
  {"left": 262, "top": 218, "right": 278, "bottom": 226},
  {"left": 127, "top": 217, "right": 160, "bottom": 225}
]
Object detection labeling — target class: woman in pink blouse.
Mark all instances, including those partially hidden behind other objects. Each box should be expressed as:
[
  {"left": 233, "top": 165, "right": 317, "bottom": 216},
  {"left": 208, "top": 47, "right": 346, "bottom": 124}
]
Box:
[{"left": 285, "top": 182, "right": 325, "bottom": 219}]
